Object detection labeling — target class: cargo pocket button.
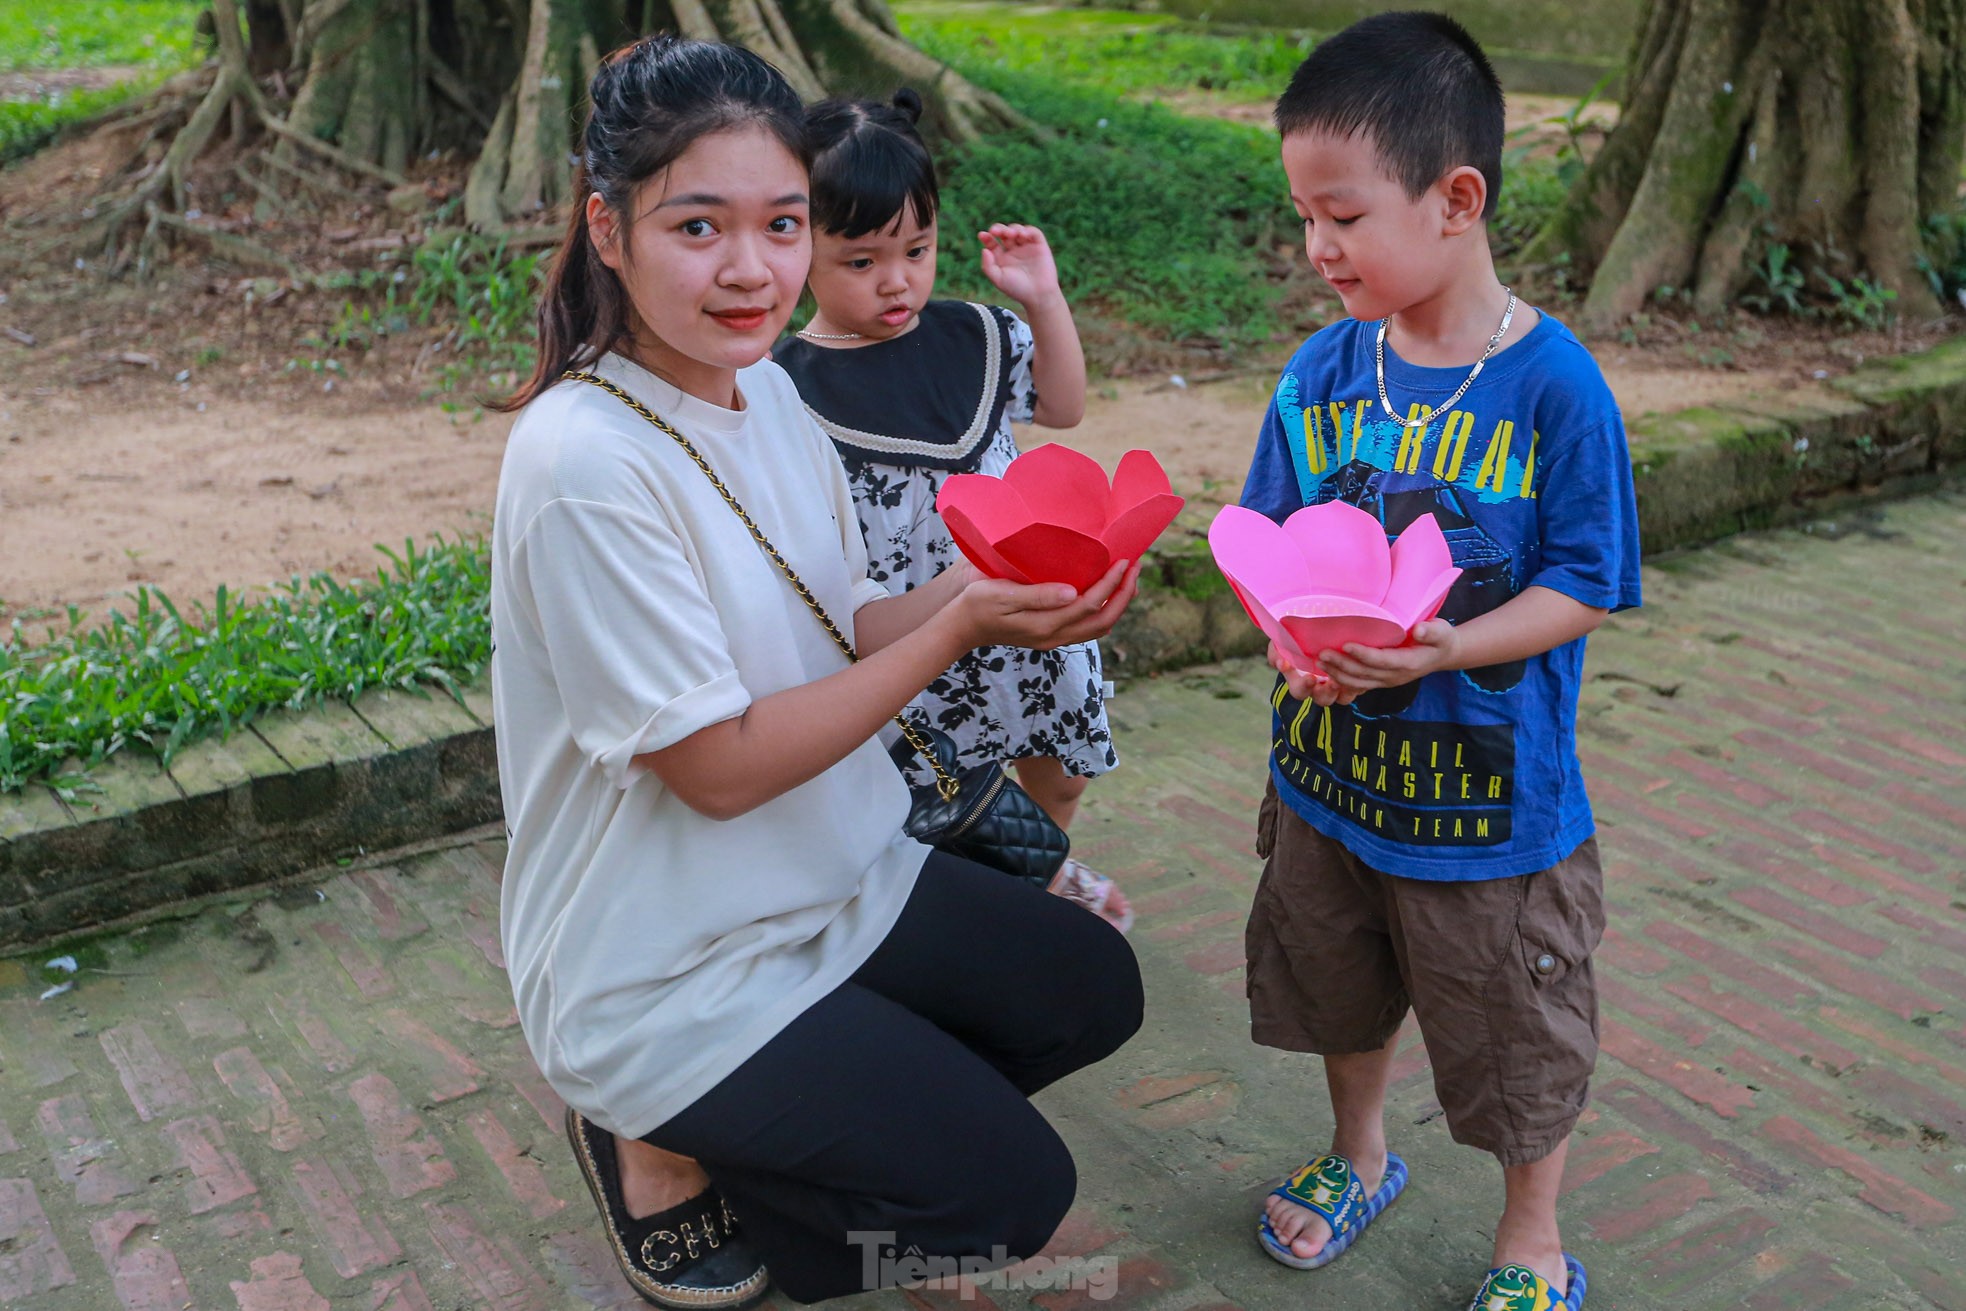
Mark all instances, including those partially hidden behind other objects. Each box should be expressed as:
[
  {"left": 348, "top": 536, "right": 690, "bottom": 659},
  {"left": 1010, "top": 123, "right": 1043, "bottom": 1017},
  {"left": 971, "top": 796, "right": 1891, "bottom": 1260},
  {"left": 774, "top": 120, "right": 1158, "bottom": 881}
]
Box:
[{"left": 1534, "top": 953, "right": 1558, "bottom": 976}]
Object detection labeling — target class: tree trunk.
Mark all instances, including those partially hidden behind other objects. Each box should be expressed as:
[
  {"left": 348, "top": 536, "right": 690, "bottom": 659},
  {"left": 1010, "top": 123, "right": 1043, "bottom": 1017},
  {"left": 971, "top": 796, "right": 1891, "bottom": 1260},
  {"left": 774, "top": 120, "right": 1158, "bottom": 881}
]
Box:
[
  {"left": 89, "top": 0, "right": 1025, "bottom": 248},
  {"left": 1530, "top": 0, "right": 1966, "bottom": 327},
  {"left": 461, "top": 0, "right": 1023, "bottom": 225}
]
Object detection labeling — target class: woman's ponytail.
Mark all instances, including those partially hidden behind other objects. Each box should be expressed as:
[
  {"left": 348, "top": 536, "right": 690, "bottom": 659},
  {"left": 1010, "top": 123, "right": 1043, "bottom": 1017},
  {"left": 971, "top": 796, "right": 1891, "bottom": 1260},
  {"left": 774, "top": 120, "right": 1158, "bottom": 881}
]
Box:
[{"left": 497, "top": 175, "right": 629, "bottom": 412}]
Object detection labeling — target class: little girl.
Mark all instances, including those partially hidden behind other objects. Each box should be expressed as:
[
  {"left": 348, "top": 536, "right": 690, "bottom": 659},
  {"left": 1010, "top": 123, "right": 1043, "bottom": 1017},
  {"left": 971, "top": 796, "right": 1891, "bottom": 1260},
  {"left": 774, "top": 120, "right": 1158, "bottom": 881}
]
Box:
[{"left": 774, "top": 90, "right": 1132, "bottom": 932}]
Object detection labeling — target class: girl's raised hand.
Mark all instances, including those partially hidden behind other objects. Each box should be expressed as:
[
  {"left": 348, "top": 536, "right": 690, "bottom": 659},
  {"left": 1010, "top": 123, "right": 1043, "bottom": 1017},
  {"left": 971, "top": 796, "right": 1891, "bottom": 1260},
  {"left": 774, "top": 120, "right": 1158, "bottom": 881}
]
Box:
[
  {"left": 979, "top": 224, "right": 1063, "bottom": 308},
  {"left": 953, "top": 557, "right": 1140, "bottom": 652}
]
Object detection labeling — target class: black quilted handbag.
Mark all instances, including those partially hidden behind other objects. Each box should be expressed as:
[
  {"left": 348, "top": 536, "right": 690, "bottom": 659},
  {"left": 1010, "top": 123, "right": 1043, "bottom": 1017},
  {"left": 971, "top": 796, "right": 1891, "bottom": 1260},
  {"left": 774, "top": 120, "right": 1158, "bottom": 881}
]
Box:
[
  {"left": 565, "top": 370, "right": 1071, "bottom": 889},
  {"left": 888, "top": 721, "right": 1070, "bottom": 888}
]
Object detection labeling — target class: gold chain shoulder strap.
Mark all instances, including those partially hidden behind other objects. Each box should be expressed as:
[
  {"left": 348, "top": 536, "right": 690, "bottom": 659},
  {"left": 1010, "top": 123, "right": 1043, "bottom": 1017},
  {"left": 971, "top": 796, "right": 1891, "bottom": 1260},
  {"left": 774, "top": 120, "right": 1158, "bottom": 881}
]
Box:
[{"left": 562, "top": 369, "right": 959, "bottom": 799}]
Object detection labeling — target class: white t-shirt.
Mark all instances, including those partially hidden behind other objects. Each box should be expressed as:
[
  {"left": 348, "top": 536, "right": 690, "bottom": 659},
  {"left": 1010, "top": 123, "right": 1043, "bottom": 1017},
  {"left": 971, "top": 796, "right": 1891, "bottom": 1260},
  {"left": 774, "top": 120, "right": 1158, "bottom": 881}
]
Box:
[{"left": 490, "top": 351, "right": 926, "bottom": 1139}]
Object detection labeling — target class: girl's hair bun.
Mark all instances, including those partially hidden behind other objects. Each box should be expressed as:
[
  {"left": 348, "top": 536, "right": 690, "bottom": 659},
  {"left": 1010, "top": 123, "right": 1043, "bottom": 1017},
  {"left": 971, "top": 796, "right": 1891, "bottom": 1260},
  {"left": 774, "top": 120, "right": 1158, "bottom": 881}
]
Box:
[{"left": 807, "top": 87, "right": 939, "bottom": 237}]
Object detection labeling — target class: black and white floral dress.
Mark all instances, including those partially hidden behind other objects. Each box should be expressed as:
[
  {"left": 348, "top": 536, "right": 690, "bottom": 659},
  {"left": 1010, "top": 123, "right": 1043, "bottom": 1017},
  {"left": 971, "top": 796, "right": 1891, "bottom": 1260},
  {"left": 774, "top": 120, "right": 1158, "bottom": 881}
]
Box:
[{"left": 775, "top": 300, "right": 1116, "bottom": 778}]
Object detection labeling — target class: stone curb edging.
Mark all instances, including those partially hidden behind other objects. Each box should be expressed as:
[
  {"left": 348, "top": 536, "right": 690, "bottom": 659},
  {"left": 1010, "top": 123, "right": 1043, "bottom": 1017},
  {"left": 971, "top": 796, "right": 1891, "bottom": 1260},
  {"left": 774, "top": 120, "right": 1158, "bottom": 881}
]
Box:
[
  {"left": 0, "top": 686, "right": 500, "bottom": 951},
  {"left": 1622, "top": 337, "right": 1966, "bottom": 556},
  {"left": 1106, "top": 337, "right": 1966, "bottom": 675},
  {"left": 4, "top": 336, "right": 1963, "bottom": 948}
]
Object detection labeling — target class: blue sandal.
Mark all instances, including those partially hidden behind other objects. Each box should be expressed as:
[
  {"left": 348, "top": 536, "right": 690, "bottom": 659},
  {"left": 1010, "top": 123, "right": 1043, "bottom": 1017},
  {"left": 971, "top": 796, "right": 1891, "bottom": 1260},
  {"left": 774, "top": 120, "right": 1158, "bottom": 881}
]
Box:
[
  {"left": 1255, "top": 1152, "right": 1408, "bottom": 1270},
  {"left": 1466, "top": 1254, "right": 1587, "bottom": 1310}
]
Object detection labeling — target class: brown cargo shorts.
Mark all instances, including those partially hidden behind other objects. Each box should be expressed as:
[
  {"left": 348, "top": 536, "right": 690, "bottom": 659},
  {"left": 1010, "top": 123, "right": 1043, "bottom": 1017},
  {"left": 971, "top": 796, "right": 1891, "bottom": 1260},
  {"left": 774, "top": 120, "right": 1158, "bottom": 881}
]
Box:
[{"left": 1245, "top": 779, "right": 1606, "bottom": 1166}]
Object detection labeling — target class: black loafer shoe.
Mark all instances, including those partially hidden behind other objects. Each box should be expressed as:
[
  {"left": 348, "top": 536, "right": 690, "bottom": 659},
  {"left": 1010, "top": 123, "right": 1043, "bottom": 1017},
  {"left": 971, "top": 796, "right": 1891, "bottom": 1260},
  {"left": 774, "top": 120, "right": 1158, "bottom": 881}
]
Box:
[{"left": 566, "top": 1108, "right": 771, "bottom": 1309}]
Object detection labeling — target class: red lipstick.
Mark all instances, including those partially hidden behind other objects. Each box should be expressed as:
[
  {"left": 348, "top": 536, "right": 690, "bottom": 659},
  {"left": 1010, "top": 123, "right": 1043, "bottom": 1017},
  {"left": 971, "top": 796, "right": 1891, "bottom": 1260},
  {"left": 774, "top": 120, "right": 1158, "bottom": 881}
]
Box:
[{"left": 709, "top": 307, "right": 769, "bottom": 331}]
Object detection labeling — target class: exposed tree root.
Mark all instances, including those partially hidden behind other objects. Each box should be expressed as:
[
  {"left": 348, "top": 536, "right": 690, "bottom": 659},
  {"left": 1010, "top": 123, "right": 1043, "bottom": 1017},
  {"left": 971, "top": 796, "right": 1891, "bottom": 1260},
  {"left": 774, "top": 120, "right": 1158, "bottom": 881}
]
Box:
[
  {"left": 72, "top": 0, "right": 1034, "bottom": 264},
  {"left": 258, "top": 148, "right": 376, "bottom": 207},
  {"left": 80, "top": 0, "right": 419, "bottom": 272},
  {"left": 141, "top": 204, "right": 309, "bottom": 279},
  {"left": 1528, "top": 0, "right": 1966, "bottom": 328}
]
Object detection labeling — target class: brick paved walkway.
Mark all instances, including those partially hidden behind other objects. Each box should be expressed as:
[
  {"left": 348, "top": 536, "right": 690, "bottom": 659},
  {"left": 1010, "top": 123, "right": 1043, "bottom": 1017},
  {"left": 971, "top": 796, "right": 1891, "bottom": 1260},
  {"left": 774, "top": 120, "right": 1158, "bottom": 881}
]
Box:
[{"left": 2, "top": 491, "right": 1963, "bottom": 1311}]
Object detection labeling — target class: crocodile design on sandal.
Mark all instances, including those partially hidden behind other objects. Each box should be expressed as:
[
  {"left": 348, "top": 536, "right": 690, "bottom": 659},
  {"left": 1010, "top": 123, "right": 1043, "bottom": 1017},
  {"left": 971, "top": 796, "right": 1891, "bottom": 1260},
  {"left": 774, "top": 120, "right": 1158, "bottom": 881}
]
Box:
[
  {"left": 1467, "top": 1255, "right": 1587, "bottom": 1311},
  {"left": 1256, "top": 1151, "right": 1408, "bottom": 1270}
]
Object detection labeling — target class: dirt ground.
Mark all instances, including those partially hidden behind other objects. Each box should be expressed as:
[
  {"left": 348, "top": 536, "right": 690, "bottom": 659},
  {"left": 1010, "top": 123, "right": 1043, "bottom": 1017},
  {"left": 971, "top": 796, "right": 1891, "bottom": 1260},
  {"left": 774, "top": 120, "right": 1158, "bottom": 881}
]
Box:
[
  {"left": 1161, "top": 90, "right": 1622, "bottom": 159},
  {"left": 0, "top": 344, "right": 1854, "bottom": 621},
  {"left": 0, "top": 94, "right": 1942, "bottom": 623}
]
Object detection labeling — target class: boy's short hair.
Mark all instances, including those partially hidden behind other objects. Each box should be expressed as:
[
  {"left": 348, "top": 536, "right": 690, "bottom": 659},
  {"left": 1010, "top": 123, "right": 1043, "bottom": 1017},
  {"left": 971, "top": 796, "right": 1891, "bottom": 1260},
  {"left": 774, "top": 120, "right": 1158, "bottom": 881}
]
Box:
[{"left": 1274, "top": 11, "right": 1504, "bottom": 218}]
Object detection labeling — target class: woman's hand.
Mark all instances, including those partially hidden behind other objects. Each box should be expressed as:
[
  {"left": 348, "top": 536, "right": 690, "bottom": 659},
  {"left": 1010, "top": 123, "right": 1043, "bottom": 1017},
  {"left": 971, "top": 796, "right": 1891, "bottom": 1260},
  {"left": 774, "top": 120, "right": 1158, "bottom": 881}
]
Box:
[
  {"left": 851, "top": 558, "right": 981, "bottom": 657},
  {"left": 950, "top": 558, "right": 1140, "bottom": 651},
  {"left": 638, "top": 565, "right": 1132, "bottom": 822},
  {"left": 979, "top": 224, "right": 1063, "bottom": 310}
]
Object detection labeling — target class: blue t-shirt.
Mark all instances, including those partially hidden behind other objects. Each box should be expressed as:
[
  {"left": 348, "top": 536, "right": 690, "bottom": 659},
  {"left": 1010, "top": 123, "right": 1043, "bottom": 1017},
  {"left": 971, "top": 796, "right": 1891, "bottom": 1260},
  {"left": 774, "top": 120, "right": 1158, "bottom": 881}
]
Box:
[{"left": 1240, "top": 311, "right": 1642, "bottom": 881}]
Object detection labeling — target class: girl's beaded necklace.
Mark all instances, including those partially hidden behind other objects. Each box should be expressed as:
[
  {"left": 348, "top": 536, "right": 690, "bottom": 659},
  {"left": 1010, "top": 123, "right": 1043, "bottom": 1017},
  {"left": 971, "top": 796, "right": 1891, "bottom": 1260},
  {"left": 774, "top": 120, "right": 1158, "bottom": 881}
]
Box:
[
  {"left": 1376, "top": 288, "right": 1516, "bottom": 433},
  {"left": 795, "top": 327, "right": 864, "bottom": 341}
]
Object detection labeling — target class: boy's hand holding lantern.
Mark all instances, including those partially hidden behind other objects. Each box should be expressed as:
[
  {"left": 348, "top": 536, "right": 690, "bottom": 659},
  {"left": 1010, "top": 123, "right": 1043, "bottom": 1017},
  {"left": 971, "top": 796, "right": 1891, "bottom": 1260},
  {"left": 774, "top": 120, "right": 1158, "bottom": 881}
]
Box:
[{"left": 1208, "top": 501, "right": 1462, "bottom": 678}]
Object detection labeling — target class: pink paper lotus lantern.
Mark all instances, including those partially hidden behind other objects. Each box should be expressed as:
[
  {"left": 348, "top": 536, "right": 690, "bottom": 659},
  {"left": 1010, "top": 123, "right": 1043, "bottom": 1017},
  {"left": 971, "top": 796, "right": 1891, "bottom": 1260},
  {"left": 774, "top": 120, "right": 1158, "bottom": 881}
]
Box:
[
  {"left": 938, "top": 445, "right": 1186, "bottom": 593},
  {"left": 1208, "top": 501, "right": 1462, "bottom": 674}
]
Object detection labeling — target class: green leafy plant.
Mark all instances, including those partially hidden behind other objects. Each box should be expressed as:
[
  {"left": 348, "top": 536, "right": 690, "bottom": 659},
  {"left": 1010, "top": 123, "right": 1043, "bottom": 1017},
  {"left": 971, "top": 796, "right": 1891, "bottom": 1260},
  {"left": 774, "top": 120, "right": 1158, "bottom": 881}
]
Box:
[
  {"left": 1491, "top": 80, "right": 1605, "bottom": 266},
  {"left": 1916, "top": 208, "right": 1966, "bottom": 304},
  {"left": 314, "top": 283, "right": 410, "bottom": 352},
  {"left": 1742, "top": 242, "right": 1806, "bottom": 315},
  {"left": 0, "top": 538, "right": 491, "bottom": 794},
  {"left": 307, "top": 235, "right": 546, "bottom": 389},
  {"left": 1546, "top": 72, "right": 1614, "bottom": 188},
  {"left": 1822, "top": 273, "right": 1897, "bottom": 329},
  {"left": 1493, "top": 148, "right": 1567, "bottom": 263},
  {"left": 408, "top": 234, "right": 545, "bottom": 385}
]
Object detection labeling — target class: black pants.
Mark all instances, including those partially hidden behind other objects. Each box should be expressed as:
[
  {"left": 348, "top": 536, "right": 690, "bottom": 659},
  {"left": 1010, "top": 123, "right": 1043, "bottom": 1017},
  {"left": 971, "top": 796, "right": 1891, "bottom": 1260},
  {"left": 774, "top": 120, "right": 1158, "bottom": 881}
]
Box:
[{"left": 642, "top": 853, "right": 1144, "bottom": 1303}]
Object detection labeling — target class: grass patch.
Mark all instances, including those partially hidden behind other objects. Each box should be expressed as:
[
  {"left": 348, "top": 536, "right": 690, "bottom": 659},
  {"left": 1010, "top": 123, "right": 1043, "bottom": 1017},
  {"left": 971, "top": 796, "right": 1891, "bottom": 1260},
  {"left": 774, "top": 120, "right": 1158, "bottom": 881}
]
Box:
[
  {"left": 897, "top": 0, "right": 1298, "bottom": 344},
  {"left": 0, "top": 539, "right": 490, "bottom": 795},
  {"left": 895, "top": 0, "right": 1312, "bottom": 102},
  {"left": 1494, "top": 146, "right": 1569, "bottom": 264},
  {"left": 0, "top": 0, "right": 205, "bottom": 71},
  {"left": 0, "top": 80, "right": 148, "bottom": 163},
  {"left": 1, "top": 0, "right": 204, "bottom": 163},
  {"left": 904, "top": 2, "right": 1576, "bottom": 340},
  {"left": 930, "top": 69, "right": 1294, "bottom": 346}
]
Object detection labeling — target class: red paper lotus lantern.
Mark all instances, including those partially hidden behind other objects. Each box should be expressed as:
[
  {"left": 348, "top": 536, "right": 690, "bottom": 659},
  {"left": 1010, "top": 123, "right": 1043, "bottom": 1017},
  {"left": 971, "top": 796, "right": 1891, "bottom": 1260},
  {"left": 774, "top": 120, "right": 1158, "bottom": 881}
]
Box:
[{"left": 937, "top": 445, "right": 1186, "bottom": 593}]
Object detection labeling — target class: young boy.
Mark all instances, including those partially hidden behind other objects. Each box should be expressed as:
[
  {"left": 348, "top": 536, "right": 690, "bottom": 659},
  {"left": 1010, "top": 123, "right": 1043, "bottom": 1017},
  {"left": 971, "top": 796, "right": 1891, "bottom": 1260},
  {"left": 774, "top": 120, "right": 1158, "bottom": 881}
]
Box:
[{"left": 1238, "top": 12, "right": 1641, "bottom": 1310}]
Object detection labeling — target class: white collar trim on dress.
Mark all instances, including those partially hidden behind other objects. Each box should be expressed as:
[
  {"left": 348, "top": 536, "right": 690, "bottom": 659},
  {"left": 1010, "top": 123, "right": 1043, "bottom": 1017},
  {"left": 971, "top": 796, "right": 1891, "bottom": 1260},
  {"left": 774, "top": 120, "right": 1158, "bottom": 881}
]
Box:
[{"left": 802, "top": 302, "right": 1002, "bottom": 460}]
